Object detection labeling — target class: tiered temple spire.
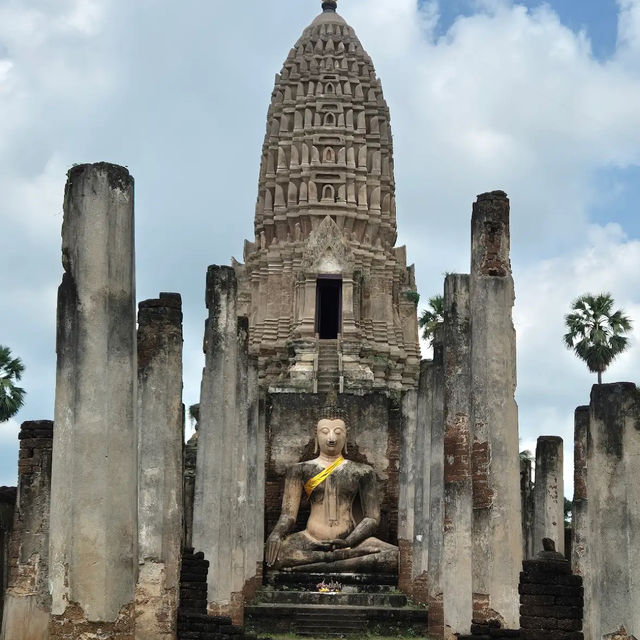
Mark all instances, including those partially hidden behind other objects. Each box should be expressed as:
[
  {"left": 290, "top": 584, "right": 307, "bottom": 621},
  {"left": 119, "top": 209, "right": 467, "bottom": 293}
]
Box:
[{"left": 238, "top": 2, "right": 420, "bottom": 392}]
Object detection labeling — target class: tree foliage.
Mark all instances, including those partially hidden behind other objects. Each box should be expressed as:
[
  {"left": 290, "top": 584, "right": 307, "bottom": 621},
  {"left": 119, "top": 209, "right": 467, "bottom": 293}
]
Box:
[
  {"left": 419, "top": 295, "right": 444, "bottom": 345},
  {"left": 563, "top": 293, "right": 633, "bottom": 384},
  {"left": 0, "top": 345, "right": 25, "bottom": 422}
]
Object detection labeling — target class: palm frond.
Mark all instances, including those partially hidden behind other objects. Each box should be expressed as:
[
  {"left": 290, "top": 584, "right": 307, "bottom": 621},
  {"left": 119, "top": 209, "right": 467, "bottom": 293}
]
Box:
[{"left": 563, "top": 294, "right": 633, "bottom": 382}]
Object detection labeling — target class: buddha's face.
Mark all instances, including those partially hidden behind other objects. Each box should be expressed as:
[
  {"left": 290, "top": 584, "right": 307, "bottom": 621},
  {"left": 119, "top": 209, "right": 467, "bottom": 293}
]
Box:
[{"left": 316, "top": 418, "right": 347, "bottom": 456}]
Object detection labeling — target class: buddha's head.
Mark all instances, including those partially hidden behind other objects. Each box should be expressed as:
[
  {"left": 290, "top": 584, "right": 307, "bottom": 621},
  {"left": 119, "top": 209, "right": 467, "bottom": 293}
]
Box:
[
  {"left": 315, "top": 401, "right": 348, "bottom": 455},
  {"left": 316, "top": 418, "right": 347, "bottom": 456}
]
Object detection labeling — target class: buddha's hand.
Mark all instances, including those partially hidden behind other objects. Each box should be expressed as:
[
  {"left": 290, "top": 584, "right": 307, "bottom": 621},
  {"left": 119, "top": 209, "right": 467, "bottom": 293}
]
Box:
[
  {"left": 314, "top": 538, "right": 350, "bottom": 552},
  {"left": 265, "top": 533, "right": 282, "bottom": 566}
]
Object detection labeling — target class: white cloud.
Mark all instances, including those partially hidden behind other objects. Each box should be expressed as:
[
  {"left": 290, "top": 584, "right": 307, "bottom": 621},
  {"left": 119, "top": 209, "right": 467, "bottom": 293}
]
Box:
[{"left": 0, "top": 419, "right": 20, "bottom": 487}]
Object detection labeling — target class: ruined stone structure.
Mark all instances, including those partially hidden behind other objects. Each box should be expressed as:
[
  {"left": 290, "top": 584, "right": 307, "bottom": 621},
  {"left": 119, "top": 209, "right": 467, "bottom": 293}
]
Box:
[
  {"left": 419, "top": 192, "right": 522, "bottom": 639},
  {"left": 533, "top": 436, "right": 564, "bottom": 556},
  {"left": 7, "top": 3, "right": 639, "bottom": 640},
  {"left": 1, "top": 421, "right": 53, "bottom": 640},
  {"left": 49, "top": 163, "right": 137, "bottom": 638},
  {"left": 136, "top": 294, "right": 184, "bottom": 640},
  {"left": 236, "top": 0, "right": 420, "bottom": 394},
  {"left": 572, "top": 383, "right": 640, "bottom": 639},
  {"left": 0, "top": 487, "right": 16, "bottom": 631}
]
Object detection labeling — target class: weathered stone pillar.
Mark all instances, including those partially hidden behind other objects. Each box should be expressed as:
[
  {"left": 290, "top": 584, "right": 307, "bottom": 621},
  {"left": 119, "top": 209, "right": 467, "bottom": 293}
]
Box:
[
  {"left": 398, "top": 387, "right": 418, "bottom": 595},
  {"left": 0, "top": 487, "right": 16, "bottom": 631},
  {"left": 244, "top": 356, "right": 264, "bottom": 600},
  {"left": 136, "top": 293, "right": 184, "bottom": 640},
  {"left": 183, "top": 432, "right": 198, "bottom": 551},
  {"left": 571, "top": 406, "right": 588, "bottom": 578},
  {"left": 469, "top": 191, "right": 522, "bottom": 628},
  {"left": 533, "top": 436, "right": 564, "bottom": 555},
  {"left": 193, "top": 266, "right": 251, "bottom": 625},
  {"left": 410, "top": 359, "right": 433, "bottom": 603},
  {"left": 233, "top": 316, "right": 249, "bottom": 606},
  {"left": 1, "top": 421, "right": 53, "bottom": 640},
  {"left": 49, "top": 163, "right": 137, "bottom": 637},
  {"left": 427, "top": 328, "right": 445, "bottom": 637},
  {"left": 520, "top": 456, "right": 535, "bottom": 560},
  {"left": 584, "top": 383, "right": 640, "bottom": 638},
  {"left": 442, "top": 274, "right": 473, "bottom": 639}
]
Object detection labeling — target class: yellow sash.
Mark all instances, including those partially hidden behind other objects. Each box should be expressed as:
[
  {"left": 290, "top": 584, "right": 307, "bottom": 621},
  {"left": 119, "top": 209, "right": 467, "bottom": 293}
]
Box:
[{"left": 304, "top": 456, "right": 346, "bottom": 498}]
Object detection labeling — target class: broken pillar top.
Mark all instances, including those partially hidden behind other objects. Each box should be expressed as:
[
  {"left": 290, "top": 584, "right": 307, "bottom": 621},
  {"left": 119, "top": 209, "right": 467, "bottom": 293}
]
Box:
[
  {"left": 471, "top": 190, "right": 511, "bottom": 278},
  {"left": 139, "top": 292, "right": 183, "bottom": 310},
  {"left": 66, "top": 162, "right": 133, "bottom": 192},
  {"left": 0, "top": 486, "right": 17, "bottom": 503}
]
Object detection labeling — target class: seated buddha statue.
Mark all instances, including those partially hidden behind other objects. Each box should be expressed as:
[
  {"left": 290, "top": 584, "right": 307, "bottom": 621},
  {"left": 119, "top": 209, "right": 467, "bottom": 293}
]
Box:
[{"left": 265, "top": 406, "right": 398, "bottom": 573}]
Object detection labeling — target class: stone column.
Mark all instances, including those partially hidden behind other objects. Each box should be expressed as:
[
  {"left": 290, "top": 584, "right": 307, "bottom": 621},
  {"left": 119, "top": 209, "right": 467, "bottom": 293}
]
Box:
[
  {"left": 244, "top": 356, "right": 264, "bottom": 600},
  {"left": 520, "top": 456, "right": 535, "bottom": 560},
  {"left": 571, "top": 406, "right": 588, "bottom": 578},
  {"left": 533, "top": 436, "right": 564, "bottom": 555},
  {"left": 233, "top": 316, "right": 249, "bottom": 606},
  {"left": 0, "top": 487, "right": 16, "bottom": 631},
  {"left": 584, "top": 383, "right": 640, "bottom": 638},
  {"left": 49, "top": 163, "right": 137, "bottom": 637},
  {"left": 427, "top": 328, "right": 445, "bottom": 637},
  {"left": 135, "top": 293, "right": 184, "bottom": 640},
  {"left": 192, "top": 266, "right": 250, "bottom": 625},
  {"left": 469, "top": 191, "right": 522, "bottom": 628},
  {"left": 398, "top": 388, "right": 418, "bottom": 595},
  {"left": 442, "top": 274, "right": 473, "bottom": 639},
  {"left": 183, "top": 434, "right": 198, "bottom": 551},
  {"left": 1, "top": 421, "right": 53, "bottom": 640},
  {"left": 410, "top": 359, "right": 433, "bottom": 604}
]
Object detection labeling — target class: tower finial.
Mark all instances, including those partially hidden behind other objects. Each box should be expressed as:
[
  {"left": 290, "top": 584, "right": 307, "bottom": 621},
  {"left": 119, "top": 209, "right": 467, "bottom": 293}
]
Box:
[{"left": 322, "top": 1, "right": 337, "bottom": 12}]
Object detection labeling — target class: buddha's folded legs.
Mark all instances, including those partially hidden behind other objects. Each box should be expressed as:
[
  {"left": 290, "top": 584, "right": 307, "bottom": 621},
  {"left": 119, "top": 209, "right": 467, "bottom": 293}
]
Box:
[
  {"left": 288, "top": 548, "right": 398, "bottom": 573},
  {"left": 276, "top": 534, "right": 398, "bottom": 573}
]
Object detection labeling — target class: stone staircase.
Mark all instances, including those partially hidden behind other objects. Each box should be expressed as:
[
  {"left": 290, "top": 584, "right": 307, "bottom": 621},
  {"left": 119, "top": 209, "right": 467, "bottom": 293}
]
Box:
[
  {"left": 245, "top": 572, "right": 428, "bottom": 637},
  {"left": 316, "top": 340, "right": 340, "bottom": 393}
]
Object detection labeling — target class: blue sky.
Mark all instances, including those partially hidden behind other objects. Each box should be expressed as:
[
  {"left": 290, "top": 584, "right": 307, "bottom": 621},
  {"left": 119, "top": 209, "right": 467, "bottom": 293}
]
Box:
[
  {"left": 1, "top": 0, "right": 640, "bottom": 498},
  {"left": 424, "top": 0, "right": 620, "bottom": 58}
]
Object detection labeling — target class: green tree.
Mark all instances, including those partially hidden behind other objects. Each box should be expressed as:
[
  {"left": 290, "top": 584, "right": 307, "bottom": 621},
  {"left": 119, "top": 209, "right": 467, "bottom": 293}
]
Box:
[
  {"left": 419, "top": 295, "right": 444, "bottom": 345},
  {"left": 0, "top": 345, "right": 25, "bottom": 422},
  {"left": 563, "top": 293, "right": 633, "bottom": 384},
  {"left": 519, "top": 449, "right": 534, "bottom": 463},
  {"left": 564, "top": 498, "right": 572, "bottom": 529}
]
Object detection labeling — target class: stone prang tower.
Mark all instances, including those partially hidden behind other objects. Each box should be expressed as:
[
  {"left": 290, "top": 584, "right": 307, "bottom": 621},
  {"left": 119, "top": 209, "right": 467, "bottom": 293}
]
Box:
[{"left": 237, "top": 0, "right": 421, "bottom": 393}]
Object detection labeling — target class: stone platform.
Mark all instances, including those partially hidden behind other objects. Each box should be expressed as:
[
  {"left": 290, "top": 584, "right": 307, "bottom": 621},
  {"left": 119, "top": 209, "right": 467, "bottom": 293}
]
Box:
[{"left": 246, "top": 573, "right": 428, "bottom": 637}]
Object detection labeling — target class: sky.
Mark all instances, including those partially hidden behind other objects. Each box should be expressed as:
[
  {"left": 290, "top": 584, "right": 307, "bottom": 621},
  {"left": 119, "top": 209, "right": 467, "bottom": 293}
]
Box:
[{"left": 1, "top": 0, "right": 640, "bottom": 499}]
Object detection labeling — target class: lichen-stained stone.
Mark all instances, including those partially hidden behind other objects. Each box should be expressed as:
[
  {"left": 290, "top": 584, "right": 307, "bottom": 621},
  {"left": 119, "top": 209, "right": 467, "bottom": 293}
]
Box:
[
  {"left": 1, "top": 421, "right": 53, "bottom": 640},
  {"left": 583, "top": 383, "right": 640, "bottom": 639},
  {"left": 533, "top": 436, "right": 564, "bottom": 556},
  {"left": 49, "top": 163, "right": 136, "bottom": 634},
  {"left": 442, "top": 274, "right": 473, "bottom": 639},
  {"left": 469, "top": 191, "right": 522, "bottom": 630},
  {"left": 136, "top": 293, "right": 184, "bottom": 640}
]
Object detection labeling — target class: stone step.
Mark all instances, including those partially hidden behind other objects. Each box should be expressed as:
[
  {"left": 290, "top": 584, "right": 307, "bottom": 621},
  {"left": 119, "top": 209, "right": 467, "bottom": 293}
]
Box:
[
  {"left": 245, "top": 602, "right": 428, "bottom": 637},
  {"left": 258, "top": 590, "right": 408, "bottom": 607},
  {"left": 265, "top": 571, "right": 398, "bottom": 589}
]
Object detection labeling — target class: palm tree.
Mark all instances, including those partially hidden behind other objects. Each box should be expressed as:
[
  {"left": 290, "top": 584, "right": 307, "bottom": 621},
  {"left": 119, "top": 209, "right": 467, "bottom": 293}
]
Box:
[
  {"left": 563, "top": 293, "right": 633, "bottom": 384},
  {"left": 419, "top": 295, "right": 444, "bottom": 345},
  {"left": 0, "top": 345, "right": 25, "bottom": 422}
]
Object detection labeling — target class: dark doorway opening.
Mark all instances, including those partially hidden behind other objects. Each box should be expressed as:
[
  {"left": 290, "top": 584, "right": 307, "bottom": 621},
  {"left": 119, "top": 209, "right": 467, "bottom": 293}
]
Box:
[{"left": 316, "top": 277, "right": 342, "bottom": 339}]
